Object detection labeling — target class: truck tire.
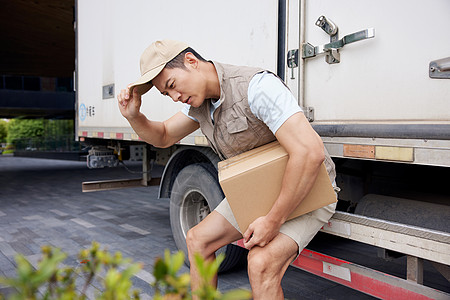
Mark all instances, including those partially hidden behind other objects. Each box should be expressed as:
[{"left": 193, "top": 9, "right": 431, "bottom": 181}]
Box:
[{"left": 170, "top": 163, "right": 246, "bottom": 272}]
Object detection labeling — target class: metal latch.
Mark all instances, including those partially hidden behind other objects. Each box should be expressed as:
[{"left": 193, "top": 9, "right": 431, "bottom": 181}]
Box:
[
  {"left": 429, "top": 57, "right": 450, "bottom": 79},
  {"left": 302, "top": 15, "right": 375, "bottom": 64},
  {"left": 287, "top": 49, "right": 299, "bottom": 79},
  {"left": 316, "top": 15, "right": 338, "bottom": 40}
]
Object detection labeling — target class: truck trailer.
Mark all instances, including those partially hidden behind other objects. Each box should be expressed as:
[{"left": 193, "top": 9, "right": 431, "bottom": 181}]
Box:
[{"left": 75, "top": 0, "right": 450, "bottom": 298}]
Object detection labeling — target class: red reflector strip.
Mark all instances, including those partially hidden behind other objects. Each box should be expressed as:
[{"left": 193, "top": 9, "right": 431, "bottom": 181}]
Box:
[
  {"left": 116, "top": 133, "right": 124, "bottom": 140},
  {"left": 233, "top": 239, "right": 443, "bottom": 299},
  {"left": 294, "top": 249, "right": 436, "bottom": 300},
  {"left": 82, "top": 131, "right": 88, "bottom": 137},
  {"left": 98, "top": 132, "right": 104, "bottom": 138}
]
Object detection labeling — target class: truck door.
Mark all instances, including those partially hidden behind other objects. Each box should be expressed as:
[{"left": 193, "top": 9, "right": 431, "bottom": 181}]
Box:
[{"left": 285, "top": 0, "right": 450, "bottom": 166}]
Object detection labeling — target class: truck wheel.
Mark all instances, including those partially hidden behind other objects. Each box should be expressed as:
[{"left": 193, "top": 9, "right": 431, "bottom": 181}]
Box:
[{"left": 170, "top": 163, "right": 246, "bottom": 272}]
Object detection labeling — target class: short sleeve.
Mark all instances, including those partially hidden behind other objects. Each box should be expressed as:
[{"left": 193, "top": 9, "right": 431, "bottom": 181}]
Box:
[
  {"left": 248, "top": 72, "right": 302, "bottom": 134},
  {"left": 181, "top": 104, "right": 198, "bottom": 122}
]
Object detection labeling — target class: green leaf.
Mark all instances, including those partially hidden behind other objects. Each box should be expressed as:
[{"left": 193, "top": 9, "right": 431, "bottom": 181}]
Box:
[
  {"left": 15, "top": 255, "right": 33, "bottom": 279},
  {"left": 164, "top": 249, "right": 171, "bottom": 264},
  {"left": 120, "top": 263, "right": 142, "bottom": 281},
  {"left": 221, "top": 289, "right": 253, "bottom": 300},
  {"left": 104, "top": 269, "right": 120, "bottom": 289},
  {"left": 31, "top": 248, "right": 66, "bottom": 285},
  {"left": 194, "top": 253, "right": 205, "bottom": 277},
  {"left": 177, "top": 273, "right": 190, "bottom": 287},
  {"left": 215, "top": 253, "right": 225, "bottom": 266},
  {"left": 200, "top": 253, "right": 223, "bottom": 283},
  {"left": 153, "top": 257, "right": 168, "bottom": 281},
  {"left": 171, "top": 251, "right": 185, "bottom": 274}
]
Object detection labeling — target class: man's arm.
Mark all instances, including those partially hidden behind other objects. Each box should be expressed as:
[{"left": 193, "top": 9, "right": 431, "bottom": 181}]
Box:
[
  {"left": 118, "top": 84, "right": 200, "bottom": 148},
  {"left": 243, "top": 112, "right": 325, "bottom": 249}
]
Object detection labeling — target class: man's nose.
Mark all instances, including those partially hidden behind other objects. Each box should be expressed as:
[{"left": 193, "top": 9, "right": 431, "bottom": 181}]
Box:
[{"left": 170, "top": 91, "right": 182, "bottom": 102}]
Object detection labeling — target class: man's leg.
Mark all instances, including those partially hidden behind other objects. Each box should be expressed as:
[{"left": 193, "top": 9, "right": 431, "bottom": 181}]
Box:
[
  {"left": 186, "top": 210, "right": 242, "bottom": 292},
  {"left": 247, "top": 233, "right": 298, "bottom": 300}
]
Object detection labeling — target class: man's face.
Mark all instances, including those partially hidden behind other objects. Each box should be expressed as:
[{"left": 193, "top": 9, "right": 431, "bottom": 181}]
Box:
[{"left": 152, "top": 63, "right": 206, "bottom": 108}]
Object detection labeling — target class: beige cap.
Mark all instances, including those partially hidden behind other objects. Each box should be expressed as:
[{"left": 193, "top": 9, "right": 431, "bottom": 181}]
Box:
[{"left": 129, "top": 40, "right": 189, "bottom": 93}]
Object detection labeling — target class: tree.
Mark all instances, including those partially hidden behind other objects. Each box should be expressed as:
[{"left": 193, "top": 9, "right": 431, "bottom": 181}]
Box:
[
  {"left": 7, "top": 119, "right": 44, "bottom": 145},
  {"left": 4, "top": 118, "right": 77, "bottom": 151},
  {"left": 0, "top": 120, "right": 7, "bottom": 144}
]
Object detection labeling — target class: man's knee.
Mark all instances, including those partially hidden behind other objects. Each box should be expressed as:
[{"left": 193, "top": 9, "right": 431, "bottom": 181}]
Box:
[
  {"left": 247, "top": 235, "right": 298, "bottom": 283},
  {"left": 186, "top": 226, "right": 216, "bottom": 259},
  {"left": 247, "top": 248, "right": 276, "bottom": 279},
  {"left": 186, "top": 227, "right": 204, "bottom": 254}
]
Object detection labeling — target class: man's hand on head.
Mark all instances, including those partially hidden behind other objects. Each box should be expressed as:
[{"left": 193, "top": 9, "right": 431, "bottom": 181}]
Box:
[{"left": 117, "top": 83, "right": 152, "bottom": 120}]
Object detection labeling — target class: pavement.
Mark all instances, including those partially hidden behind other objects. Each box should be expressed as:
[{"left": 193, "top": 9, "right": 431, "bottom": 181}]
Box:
[{"left": 0, "top": 155, "right": 377, "bottom": 299}]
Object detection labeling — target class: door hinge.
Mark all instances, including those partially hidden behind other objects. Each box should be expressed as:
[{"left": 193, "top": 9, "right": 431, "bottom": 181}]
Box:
[{"left": 302, "top": 106, "right": 314, "bottom": 122}]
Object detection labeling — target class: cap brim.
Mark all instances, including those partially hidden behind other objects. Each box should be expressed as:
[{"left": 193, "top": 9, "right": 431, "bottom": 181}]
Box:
[{"left": 128, "top": 63, "right": 165, "bottom": 95}]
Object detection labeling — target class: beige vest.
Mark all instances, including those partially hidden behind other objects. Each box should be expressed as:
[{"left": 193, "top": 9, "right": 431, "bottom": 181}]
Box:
[{"left": 189, "top": 61, "right": 336, "bottom": 183}]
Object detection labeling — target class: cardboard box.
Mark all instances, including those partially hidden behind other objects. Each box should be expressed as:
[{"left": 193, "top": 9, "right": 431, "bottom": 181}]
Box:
[{"left": 218, "top": 141, "right": 337, "bottom": 232}]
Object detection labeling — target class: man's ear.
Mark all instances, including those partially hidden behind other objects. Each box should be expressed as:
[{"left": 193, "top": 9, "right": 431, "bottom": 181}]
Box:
[{"left": 184, "top": 52, "right": 199, "bottom": 69}]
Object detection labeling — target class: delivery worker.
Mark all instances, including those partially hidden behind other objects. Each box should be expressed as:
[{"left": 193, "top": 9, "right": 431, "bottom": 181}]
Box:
[{"left": 117, "top": 40, "right": 338, "bottom": 299}]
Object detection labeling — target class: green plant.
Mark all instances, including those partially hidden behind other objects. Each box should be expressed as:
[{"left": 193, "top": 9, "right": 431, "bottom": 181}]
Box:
[
  {"left": 192, "top": 254, "right": 251, "bottom": 300},
  {"left": 0, "top": 242, "right": 142, "bottom": 300},
  {"left": 152, "top": 250, "right": 190, "bottom": 299},
  {"left": 77, "top": 242, "right": 142, "bottom": 300},
  {"left": 152, "top": 250, "right": 251, "bottom": 300},
  {"left": 0, "top": 243, "right": 251, "bottom": 300},
  {"left": 0, "top": 246, "right": 67, "bottom": 299}
]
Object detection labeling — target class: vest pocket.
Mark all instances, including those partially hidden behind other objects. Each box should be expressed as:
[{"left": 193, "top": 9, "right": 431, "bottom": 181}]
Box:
[
  {"left": 226, "top": 116, "right": 248, "bottom": 134},
  {"left": 218, "top": 116, "right": 256, "bottom": 157}
]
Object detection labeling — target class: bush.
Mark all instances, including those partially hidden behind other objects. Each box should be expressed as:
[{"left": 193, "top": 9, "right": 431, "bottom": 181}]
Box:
[
  {"left": 5, "top": 119, "right": 77, "bottom": 151},
  {"left": 2, "top": 144, "right": 15, "bottom": 155},
  {"left": 0, "top": 242, "right": 251, "bottom": 300},
  {"left": 6, "top": 119, "right": 44, "bottom": 145}
]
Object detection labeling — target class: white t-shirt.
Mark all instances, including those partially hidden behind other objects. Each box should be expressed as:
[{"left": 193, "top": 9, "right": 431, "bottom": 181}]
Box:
[{"left": 181, "top": 72, "right": 302, "bottom": 134}]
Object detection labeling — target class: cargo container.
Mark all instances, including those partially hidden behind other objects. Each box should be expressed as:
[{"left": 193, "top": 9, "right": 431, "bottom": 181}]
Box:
[{"left": 76, "top": 1, "right": 450, "bottom": 298}]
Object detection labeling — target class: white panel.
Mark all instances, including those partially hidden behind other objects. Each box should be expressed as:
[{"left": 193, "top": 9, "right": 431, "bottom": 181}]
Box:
[
  {"left": 322, "top": 219, "right": 351, "bottom": 237},
  {"left": 323, "top": 262, "right": 352, "bottom": 282},
  {"left": 77, "top": 0, "right": 279, "bottom": 132},
  {"left": 303, "top": 0, "right": 450, "bottom": 123},
  {"left": 77, "top": 0, "right": 104, "bottom": 126}
]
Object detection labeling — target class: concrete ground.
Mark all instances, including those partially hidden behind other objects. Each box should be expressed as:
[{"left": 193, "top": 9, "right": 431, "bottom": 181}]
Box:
[{"left": 0, "top": 155, "right": 379, "bottom": 299}]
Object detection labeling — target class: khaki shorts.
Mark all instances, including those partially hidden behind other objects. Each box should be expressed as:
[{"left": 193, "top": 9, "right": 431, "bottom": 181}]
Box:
[{"left": 215, "top": 198, "right": 337, "bottom": 254}]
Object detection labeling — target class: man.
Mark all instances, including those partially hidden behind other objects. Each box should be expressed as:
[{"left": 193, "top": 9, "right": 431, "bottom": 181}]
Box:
[{"left": 118, "top": 40, "right": 337, "bottom": 299}]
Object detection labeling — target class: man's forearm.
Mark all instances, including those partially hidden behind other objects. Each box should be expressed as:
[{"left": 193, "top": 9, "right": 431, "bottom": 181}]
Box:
[
  {"left": 266, "top": 151, "right": 324, "bottom": 226},
  {"left": 268, "top": 112, "right": 326, "bottom": 226},
  {"left": 126, "top": 113, "right": 169, "bottom": 148}
]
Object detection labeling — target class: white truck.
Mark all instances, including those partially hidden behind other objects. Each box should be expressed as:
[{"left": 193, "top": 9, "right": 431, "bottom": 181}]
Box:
[{"left": 75, "top": 1, "right": 450, "bottom": 298}]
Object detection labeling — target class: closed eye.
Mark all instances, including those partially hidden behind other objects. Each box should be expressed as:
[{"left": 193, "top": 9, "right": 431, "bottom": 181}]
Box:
[{"left": 161, "top": 78, "right": 175, "bottom": 96}]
